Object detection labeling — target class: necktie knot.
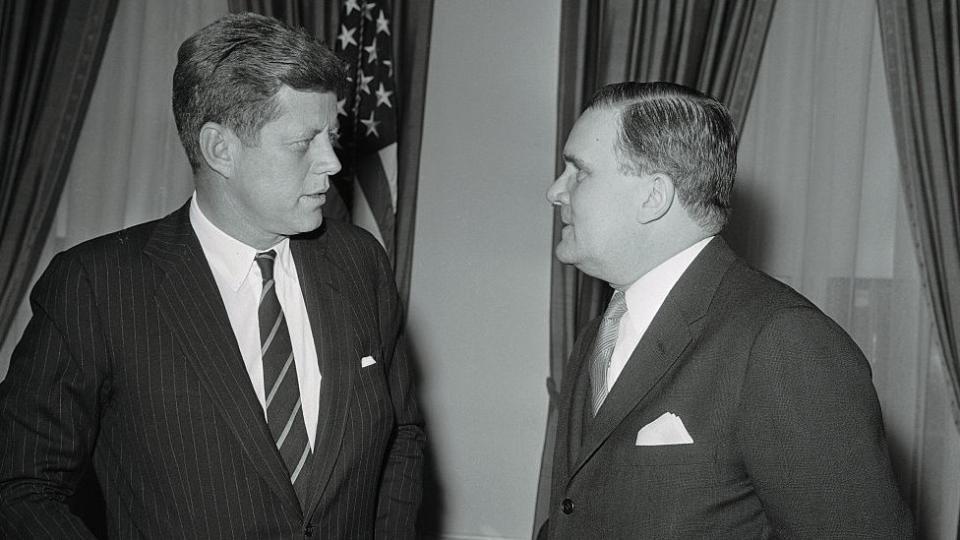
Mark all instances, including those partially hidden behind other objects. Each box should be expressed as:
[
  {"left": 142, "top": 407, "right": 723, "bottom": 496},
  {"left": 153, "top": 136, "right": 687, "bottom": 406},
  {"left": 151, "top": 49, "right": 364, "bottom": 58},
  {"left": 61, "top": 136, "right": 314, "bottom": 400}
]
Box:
[
  {"left": 605, "top": 290, "right": 627, "bottom": 320},
  {"left": 255, "top": 250, "right": 277, "bottom": 281}
]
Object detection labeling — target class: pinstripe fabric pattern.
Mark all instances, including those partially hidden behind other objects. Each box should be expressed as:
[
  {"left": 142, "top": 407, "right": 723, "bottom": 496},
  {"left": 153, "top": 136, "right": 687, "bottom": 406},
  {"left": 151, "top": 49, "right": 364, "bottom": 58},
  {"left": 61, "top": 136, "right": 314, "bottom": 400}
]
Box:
[{"left": 0, "top": 202, "right": 425, "bottom": 539}]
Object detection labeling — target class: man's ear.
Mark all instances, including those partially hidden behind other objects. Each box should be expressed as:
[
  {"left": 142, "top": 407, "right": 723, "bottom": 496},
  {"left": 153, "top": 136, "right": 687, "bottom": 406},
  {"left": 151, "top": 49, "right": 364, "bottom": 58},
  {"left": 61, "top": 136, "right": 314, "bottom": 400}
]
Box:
[
  {"left": 198, "top": 122, "right": 237, "bottom": 178},
  {"left": 637, "top": 173, "right": 675, "bottom": 224}
]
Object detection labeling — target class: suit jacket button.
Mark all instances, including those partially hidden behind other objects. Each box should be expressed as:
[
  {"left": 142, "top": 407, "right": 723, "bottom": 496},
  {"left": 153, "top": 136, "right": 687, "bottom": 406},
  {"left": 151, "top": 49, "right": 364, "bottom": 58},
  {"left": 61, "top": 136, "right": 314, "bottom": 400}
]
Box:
[{"left": 561, "top": 498, "right": 575, "bottom": 514}]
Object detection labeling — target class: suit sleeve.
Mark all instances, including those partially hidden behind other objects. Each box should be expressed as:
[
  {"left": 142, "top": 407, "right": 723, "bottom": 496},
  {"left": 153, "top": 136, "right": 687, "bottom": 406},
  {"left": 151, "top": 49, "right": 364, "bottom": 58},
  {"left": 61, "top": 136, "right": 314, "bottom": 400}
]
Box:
[
  {"left": 371, "top": 246, "right": 425, "bottom": 540},
  {"left": 0, "top": 254, "right": 105, "bottom": 539},
  {"left": 735, "top": 307, "right": 914, "bottom": 539}
]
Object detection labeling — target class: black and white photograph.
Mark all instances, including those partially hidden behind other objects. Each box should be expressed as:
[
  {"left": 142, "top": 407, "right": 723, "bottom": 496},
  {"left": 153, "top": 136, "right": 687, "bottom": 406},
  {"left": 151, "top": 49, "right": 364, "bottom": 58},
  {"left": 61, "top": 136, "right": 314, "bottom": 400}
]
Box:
[{"left": 1, "top": 1, "right": 957, "bottom": 538}]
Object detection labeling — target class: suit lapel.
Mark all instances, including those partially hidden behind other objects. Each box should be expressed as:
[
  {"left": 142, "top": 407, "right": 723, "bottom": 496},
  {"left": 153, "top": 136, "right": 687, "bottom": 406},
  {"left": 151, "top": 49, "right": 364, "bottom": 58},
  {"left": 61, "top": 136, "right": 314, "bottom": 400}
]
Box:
[
  {"left": 290, "top": 230, "right": 362, "bottom": 519},
  {"left": 550, "top": 319, "right": 593, "bottom": 507},
  {"left": 144, "top": 203, "right": 301, "bottom": 513},
  {"left": 562, "top": 323, "right": 596, "bottom": 472},
  {"left": 567, "top": 237, "right": 737, "bottom": 482}
]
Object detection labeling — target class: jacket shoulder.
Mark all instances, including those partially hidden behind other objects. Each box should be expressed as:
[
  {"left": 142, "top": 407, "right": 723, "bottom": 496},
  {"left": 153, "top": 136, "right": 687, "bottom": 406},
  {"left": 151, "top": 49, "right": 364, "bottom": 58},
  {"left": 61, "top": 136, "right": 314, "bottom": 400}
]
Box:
[
  {"left": 718, "top": 259, "right": 817, "bottom": 315},
  {"left": 314, "top": 218, "right": 390, "bottom": 267},
  {"left": 320, "top": 218, "right": 383, "bottom": 249},
  {"left": 715, "top": 258, "right": 866, "bottom": 368},
  {"left": 56, "top": 217, "right": 165, "bottom": 264}
]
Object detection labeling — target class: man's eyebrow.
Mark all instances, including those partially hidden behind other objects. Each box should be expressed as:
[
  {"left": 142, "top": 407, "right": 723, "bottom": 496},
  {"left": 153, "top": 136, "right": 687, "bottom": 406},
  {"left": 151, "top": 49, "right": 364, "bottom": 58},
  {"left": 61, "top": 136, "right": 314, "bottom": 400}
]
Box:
[
  {"left": 292, "top": 126, "right": 337, "bottom": 139},
  {"left": 563, "top": 153, "right": 589, "bottom": 171}
]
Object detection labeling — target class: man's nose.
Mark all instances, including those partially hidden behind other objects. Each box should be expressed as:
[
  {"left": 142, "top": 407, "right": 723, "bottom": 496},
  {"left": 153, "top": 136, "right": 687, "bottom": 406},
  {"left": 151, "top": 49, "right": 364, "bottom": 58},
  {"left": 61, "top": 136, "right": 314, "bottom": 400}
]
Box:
[
  {"left": 546, "top": 175, "right": 569, "bottom": 205},
  {"left": 311, "top": 138, "right": 342, "bottom": 177}
]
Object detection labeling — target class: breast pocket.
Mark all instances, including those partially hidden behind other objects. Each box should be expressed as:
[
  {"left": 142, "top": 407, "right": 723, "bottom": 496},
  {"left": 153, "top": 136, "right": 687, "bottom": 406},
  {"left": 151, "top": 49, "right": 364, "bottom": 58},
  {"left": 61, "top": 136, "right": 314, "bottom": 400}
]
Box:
[
  {"left": 630, "top": 442, "right": 716, "bottom": 466},
  {"left": 606, "top": 421, "right": 716, "bottom": 466}
]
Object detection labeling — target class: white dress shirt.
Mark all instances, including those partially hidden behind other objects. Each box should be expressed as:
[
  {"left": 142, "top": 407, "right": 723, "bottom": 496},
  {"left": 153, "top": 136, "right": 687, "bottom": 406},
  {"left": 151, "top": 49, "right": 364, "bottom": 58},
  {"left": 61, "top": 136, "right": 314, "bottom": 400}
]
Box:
[
  {"left": 190, "top": 196, "right": 321, "bottom": 449},
  {"left": 605, "top": 236, "right": 714, "bottom": 392}
]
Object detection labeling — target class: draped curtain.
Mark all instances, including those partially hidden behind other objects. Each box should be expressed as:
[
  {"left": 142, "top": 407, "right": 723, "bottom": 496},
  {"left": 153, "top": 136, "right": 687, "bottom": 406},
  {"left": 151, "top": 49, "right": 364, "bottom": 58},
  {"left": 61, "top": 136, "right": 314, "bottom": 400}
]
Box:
[
  {"left": 226, "top": 0, "right": 339, "bottom": 39},
  {"left": 537, "top": 0, "right": 776, "bottom": 531},
  {"left": 0, "top": 0, "right": 118, "bottom": 355},
  {"left": 877, "top": 2, "right": 960, "bottom": 535},
  {"left": 0, "top": 0, "right": 228, "bottom": 367},
  {"left": 720, "top": 1, "right": 960, "bottom": 536},
  {"left": 229, "top": 0, "right": 434, "bottom": 307},
  {"left": 877, "top": 0, "right": 960, "bottom": 432}
]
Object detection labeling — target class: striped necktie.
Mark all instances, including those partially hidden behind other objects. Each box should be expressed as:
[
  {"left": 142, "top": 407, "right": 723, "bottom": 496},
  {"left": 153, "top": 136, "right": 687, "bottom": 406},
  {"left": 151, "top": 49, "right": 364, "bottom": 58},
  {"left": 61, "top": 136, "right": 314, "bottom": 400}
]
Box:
[
  {"left": 590, "top": 290, "right": 627, "bottom": 415},
  {"left": 255, "top": 251, "right": 312, "bottom": 500}
]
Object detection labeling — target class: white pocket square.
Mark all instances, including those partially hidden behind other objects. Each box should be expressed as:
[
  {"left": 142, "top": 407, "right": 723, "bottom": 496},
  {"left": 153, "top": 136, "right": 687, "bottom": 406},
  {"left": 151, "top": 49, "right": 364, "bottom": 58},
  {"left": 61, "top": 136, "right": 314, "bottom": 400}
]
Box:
[
  {"left": 360, "top": 356, "right": 377, "bottom": 368},
  {"left": 635, "top": 412, "right": 694, "bottom": 446}
]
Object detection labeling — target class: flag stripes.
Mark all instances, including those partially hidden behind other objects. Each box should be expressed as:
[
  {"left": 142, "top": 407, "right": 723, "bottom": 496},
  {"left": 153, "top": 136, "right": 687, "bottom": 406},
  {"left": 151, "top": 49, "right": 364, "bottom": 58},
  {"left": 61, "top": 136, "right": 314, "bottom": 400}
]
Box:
[{"left": 335, "top": 0, "right": 398, "bottom": 258}]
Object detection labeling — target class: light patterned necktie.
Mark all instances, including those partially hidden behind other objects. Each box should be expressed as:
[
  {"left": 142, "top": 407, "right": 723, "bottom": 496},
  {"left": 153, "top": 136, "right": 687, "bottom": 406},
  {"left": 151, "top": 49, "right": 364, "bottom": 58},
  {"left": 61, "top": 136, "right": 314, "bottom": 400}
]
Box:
[
  {"left": 256, "top": 251, "right": 311, "bottom": 496},
  {"left": 590, "top": 290, "right": 628, "bottom": 415}
]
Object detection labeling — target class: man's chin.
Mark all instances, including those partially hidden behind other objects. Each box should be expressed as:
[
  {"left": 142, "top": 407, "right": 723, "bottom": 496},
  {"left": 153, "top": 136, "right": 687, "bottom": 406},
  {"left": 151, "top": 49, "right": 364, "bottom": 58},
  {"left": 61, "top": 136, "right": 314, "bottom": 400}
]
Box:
[
  {"left": 553, "top": 244, "right": 579, "bottom": 266},
  {"left": 292, "top": 213, "right": 324, "bottom": 235},
  {"left": 554, "top": 246, "right": 599, "bottom": 278}
]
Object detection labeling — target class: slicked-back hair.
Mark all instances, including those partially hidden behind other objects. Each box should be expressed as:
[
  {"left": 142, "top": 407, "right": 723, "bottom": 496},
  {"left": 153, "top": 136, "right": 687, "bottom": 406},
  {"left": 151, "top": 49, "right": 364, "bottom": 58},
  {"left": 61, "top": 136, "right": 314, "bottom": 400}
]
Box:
[
  {"left": 173, "top": 12, "right": 345, "bottom": 171},
  {"left": 586, "top": 82, "right": 738, "bottom": 232}
]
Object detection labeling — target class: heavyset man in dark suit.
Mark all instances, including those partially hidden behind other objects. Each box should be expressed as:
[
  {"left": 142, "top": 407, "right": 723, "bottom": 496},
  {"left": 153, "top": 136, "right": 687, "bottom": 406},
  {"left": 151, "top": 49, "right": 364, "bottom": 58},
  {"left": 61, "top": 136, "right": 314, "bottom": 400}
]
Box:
[
  {"left": 0, "top": 13, "right": 424, "bottom": 539},
  {"left": 539, "top": 82, "right": 913, "bottom": 539}
]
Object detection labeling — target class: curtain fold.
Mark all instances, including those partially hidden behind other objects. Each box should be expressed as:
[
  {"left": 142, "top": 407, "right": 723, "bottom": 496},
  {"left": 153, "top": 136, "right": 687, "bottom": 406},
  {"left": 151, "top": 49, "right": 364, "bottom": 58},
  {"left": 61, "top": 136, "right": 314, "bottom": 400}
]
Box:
[
  {"left": 733, "top": 2, "right": 960, "bottom": 535},
  {"left": 226, "top": 0, "right": 339, "bottom": 40},
  {"left": 230, "top": 0, "right": 432, "bottom": 308},
  {"left": 0, "top": 0, "right": 118, "bottom": 352},
  {"left": 877, "top": 0, "right": 960, "bottom": 432},
  {"left": 392, "top": 0, "right": 433, "bottom": 311},
  {"left": 537, "top": 0, "right": 775, "bottom": 530}
]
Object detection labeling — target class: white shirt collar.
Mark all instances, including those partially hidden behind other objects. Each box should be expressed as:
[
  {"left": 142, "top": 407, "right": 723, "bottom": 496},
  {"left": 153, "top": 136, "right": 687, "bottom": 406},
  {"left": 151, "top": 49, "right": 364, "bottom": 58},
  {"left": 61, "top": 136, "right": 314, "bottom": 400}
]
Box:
[
  {"left": 621, "top": 236, "right": 714, "bottom": 335},
  {"left": 189, "top": 194, "right": 290, "bottom": 292}
]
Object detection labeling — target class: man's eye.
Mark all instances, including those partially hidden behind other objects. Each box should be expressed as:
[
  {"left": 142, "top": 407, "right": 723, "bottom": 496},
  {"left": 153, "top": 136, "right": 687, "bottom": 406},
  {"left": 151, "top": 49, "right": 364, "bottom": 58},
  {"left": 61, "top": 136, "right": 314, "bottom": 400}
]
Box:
[{"left": 575, "top": 169, "right": 587, "bottom": 182}]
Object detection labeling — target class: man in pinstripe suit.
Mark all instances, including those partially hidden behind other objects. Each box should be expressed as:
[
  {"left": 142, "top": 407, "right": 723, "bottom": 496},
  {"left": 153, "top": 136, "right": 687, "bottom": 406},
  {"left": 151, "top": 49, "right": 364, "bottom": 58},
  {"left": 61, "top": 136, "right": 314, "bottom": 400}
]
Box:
[{"left": 0, "top": 13, "right": 424, "bottom": 539}]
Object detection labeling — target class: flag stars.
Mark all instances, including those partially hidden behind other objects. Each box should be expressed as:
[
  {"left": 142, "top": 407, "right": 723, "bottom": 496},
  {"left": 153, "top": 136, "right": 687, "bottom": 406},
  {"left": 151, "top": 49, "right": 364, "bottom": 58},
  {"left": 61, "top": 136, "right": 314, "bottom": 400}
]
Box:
[
  {"left": 375, "top": 83, "right": 393, "bottom": 108},
  {"left": 376, "top": 10, "right": 390, "bottom": 35},
  {"left": 337, "top": 25, "right": 357, "bottom": 50},
  {"left": 362, "top": 2, "right": 376, "bottom": 21},
  {"left": 383, "top": 59, "right": 393, "bottom": 78},
  {"left": 337, "top": 98, "right": 348, "bottom": 117},
  {"left": 364, "top": 42, "right": 378, "bottom": 64},
  {"left": 360, "top": 111, "right": 380, "bottom": 138},
  {"left": 344, "top": 0, "right": 360, "bottom": 15},
  {"left": 357, "top": 70, "right": 374, "bottom": 94}
]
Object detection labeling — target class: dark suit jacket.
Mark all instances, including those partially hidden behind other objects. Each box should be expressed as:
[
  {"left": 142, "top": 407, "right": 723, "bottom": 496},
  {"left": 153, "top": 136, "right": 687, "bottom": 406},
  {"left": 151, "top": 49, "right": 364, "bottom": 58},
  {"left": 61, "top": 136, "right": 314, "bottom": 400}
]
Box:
[
  {"left": 0, "top": 203, "right": 424, "bottom": 539},
  {"left": 543, "top": 237, "right": 912, "bottom": 539}
]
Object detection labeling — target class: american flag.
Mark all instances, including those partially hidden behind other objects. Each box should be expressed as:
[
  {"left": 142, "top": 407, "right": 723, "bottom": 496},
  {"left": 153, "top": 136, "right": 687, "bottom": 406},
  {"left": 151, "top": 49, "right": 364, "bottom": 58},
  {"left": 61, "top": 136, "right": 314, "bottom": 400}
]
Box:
[{"left": 335, "top": 0, "right": 398, "bottom": 257}]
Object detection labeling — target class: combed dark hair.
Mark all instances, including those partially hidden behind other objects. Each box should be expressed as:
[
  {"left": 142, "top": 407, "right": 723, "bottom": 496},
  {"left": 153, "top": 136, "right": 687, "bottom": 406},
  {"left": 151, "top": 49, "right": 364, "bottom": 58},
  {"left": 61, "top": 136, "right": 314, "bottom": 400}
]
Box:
[
  {"left": 586, "top": 82, "right": 738, "bottom": 232},
  {"left": 173, "top": 12, "right": 346, "bottom": 171}
]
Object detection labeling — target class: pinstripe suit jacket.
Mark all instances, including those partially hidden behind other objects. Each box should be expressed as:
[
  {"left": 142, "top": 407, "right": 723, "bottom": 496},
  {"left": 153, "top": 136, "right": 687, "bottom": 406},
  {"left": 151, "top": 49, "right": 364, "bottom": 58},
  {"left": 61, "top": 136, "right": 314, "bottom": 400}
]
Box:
[
  {"left": 543, "top": 237, "right": 913, "bottom": 539},
  {"left": 0, "top": 202, "right": 424, "bottom": 539}
]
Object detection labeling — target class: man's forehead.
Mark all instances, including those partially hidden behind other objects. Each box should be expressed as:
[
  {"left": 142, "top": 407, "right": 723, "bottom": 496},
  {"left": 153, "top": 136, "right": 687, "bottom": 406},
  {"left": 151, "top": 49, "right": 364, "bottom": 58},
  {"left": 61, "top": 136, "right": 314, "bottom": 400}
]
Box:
[
  {"left": 566, "top": 108, "right": 618, "bottom": 146},
  {"left": 275, "top": 86, "right": 337, "bottom": 108},
  {"left": 271, "top": 89, "right": 338, "bottom": 126},
  {"left": 578, "top": 106, "right": 620, "bottom": 130}
]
